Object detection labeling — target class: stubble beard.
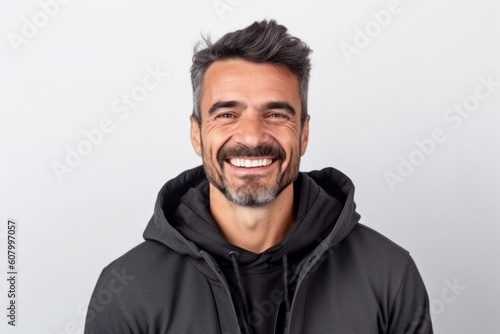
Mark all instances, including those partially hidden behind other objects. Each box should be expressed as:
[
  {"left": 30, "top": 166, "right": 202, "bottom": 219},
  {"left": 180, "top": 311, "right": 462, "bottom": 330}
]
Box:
[{"left": 201, "top": 142, "right": 301, "bottom": 207}]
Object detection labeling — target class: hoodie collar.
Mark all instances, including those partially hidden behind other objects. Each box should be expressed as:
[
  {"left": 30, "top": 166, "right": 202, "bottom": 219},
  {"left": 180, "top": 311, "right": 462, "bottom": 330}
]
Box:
[{"left": 143, "top": 166, "right": 360, "bottom": 268}]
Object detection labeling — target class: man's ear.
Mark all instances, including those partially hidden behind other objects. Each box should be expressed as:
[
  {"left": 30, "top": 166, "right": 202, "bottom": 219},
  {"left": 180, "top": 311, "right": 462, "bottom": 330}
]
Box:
[
  {"left": 190, "top": 116, "right": 202, "bottom": 156},
  {"left": 300, "top": 114, "right": 310, "bottom": 156}
]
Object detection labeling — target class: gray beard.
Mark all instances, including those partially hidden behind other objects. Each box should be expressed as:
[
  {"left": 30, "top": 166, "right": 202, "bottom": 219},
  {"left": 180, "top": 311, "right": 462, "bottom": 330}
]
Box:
[
  {"left": 222, "top": 174, "right": 283, "bottom": 207},
  {"left": 200, "top": 140, "right": 301, "bottom": 207}
]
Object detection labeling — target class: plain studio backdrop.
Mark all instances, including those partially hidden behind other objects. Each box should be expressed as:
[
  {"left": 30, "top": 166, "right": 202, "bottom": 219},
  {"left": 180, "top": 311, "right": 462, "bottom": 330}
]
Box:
[{"left": 1, "top": 0, "right": 499, "bottom": 333}]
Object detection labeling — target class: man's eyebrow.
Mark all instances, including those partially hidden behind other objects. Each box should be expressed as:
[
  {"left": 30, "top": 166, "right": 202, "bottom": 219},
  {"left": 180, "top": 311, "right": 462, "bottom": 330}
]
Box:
[
  {"left": 208, "top": 101, "right": 247, "bottom": 115},
  {"left": 263, "top": 101, "right": 296, "bottom": 116},
  {"left": 207, "top": 100, "right": 296, "bottom": 116}
]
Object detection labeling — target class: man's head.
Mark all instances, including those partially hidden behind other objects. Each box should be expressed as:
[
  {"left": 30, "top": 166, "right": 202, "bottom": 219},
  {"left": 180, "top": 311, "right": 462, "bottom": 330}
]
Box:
[{"left": 189, "top": 20, "right": 312, "bottom": 207}]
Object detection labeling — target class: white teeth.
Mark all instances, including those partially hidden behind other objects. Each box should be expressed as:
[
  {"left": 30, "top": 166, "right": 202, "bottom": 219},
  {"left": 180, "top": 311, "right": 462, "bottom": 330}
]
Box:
[{"left": 229, "top": 158, "right": 273, "bottom": 168}]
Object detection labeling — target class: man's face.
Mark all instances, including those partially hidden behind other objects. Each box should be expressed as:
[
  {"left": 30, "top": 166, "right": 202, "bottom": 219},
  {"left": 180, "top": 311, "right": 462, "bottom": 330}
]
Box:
[{"left": 190, "top": 59, "right": 309, "bottom": 207}]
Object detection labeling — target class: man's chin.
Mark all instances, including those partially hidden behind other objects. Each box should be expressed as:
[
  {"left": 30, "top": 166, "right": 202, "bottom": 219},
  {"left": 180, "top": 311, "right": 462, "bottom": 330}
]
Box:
[{"left": 224, "top": 189, "right": 277, "bottom": 207}]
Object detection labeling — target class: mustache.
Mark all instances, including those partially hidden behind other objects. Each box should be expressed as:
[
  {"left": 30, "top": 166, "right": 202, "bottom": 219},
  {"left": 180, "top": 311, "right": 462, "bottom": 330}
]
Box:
[{"left": 217, "top": 144, "right": 286, "bottom": 162}]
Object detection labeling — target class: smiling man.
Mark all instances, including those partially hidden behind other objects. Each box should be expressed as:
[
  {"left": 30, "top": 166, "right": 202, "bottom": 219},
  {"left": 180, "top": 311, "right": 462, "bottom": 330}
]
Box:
[
  {"left": 191, "top": 59, "right": 308, "bottom": 253},
  {"left": 85, "top": 20, "right": 433, "bottom": 334}
]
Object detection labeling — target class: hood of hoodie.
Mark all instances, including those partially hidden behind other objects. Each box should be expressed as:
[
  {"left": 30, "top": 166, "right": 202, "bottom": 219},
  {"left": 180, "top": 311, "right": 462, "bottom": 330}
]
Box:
[{"left": 143, "top": 165, "right": 360, "bottom": 273}]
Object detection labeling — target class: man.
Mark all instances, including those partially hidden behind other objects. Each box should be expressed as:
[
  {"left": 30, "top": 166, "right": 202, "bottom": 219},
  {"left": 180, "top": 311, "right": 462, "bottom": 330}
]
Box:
[{"left": 85, "top": 20, "right": 433, "bottom": 333}]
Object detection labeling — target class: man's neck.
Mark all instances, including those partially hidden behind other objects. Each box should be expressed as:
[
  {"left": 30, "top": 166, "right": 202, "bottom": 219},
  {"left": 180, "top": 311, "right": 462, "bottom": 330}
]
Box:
[{"left": 209, "top": 184, "right": 295, "bottom": 253}]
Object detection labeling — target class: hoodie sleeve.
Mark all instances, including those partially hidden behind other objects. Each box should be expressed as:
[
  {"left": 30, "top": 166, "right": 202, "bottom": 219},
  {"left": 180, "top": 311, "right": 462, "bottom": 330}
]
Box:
[
  {"left": 84, "top": 265, "right": 135, "bottom": 334},
  {"left": 387, "top": 255, "right": 433, "bottom": 334}
]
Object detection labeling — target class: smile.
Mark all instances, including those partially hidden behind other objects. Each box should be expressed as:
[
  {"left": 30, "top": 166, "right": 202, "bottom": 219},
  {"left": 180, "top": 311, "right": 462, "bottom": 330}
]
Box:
[{"left": 228, "top": 158, "right": 273, "bottom": 168}]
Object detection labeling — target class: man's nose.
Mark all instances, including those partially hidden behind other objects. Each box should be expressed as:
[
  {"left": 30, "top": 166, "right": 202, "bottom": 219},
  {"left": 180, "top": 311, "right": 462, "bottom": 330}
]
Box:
[{"left": 233, "top": 112, "right": 270, "bottom": 148}]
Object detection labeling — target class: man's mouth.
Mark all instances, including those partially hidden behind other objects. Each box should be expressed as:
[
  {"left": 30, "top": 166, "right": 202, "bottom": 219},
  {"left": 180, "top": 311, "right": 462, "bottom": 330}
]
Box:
[{"left": 228, "top": 158, "right": 274, "bottom": 168}]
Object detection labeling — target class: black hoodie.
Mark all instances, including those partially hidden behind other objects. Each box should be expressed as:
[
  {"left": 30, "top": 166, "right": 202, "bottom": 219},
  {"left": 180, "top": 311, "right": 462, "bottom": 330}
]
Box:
[{"left": 84, "top": 166, "right": 433, "bottom": 334}]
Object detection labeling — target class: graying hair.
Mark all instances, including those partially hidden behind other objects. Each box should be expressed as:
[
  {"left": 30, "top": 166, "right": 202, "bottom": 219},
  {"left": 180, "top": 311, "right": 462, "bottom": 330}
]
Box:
[{"left": 190, "top": 19, "right": 312, "bottom": 125}]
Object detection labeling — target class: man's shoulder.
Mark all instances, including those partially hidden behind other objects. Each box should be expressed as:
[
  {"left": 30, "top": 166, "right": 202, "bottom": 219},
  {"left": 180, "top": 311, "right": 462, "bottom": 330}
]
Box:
[
  {"left": 350, "top": 222, "right": 410, "bottom": 256},
  {"left": 95, "top": 240, "right": 194, "bottom": 290},
  {"left": 86, "top": 242, "right": 216, "bottom": 331},
  {"left": 103, "top": 240, "right": 174, "bottom": 270},
  {"left": 322, "top": 223, "right": 420, "bottom": 304},
  {"left": 335, "top": 222, "right": 413, "bottom": 276}
]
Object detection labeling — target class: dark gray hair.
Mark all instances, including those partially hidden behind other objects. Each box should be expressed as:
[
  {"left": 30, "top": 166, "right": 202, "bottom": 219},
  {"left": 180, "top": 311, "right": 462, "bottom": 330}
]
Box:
[{"left": 190, "top": 19, "right": 312, "bottom": 125}]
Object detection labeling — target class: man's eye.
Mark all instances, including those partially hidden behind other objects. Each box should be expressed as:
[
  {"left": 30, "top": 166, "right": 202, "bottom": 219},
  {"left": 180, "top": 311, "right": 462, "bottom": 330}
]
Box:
[
  {"left": 268, "top": 113, "right": 288, "bottom": 119},
  {"left": 217, "top": 113, "right": 235, "bottom": 118}
]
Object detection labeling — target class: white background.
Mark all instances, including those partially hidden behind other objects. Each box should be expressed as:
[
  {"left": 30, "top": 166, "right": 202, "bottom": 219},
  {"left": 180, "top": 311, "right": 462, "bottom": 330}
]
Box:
[{"left": 1, "top": 0, "right": 499, "bottom": 333}]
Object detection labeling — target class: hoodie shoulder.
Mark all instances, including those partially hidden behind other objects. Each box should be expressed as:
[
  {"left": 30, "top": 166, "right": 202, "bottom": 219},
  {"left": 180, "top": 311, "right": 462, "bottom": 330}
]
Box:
[
  {"left": 343, "top": 222, "right": 411, "bottom": 277},
  {"left": 346, "top": 224, "right": 432, "bottom": 332},
  {"left": 332, "top": 222, "right": 412, "bottom": 309},
  {"left": 353, "top": 223, "right": 409, "bottom": 255},
  {"left": 301, "top": 222, "right": 431, "bottom": 333},
  {"left": 96, "top": 240, "right": 194, "bottom": 286},
  {"left": 84, "top": 240, "right": 213, "bottom": 333}
]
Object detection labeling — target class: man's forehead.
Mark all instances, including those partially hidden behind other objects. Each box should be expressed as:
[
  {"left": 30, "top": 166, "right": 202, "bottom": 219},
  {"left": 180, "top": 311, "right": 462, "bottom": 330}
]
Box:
[
  {"left": 205, "top": 59, "right": 296, "bottom": 78},
  {"left": 201, "top": 59, "right": 300, "bottom": 104}
]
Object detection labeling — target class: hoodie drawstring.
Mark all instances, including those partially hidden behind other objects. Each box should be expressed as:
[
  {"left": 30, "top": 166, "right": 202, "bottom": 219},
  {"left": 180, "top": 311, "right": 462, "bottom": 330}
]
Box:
[
  {"left": 282, "top": 254, "right": 291, "bottom": 319},
  {"left": 229, "top": 251, "right": 293, "bottom": 333},
  {"left": 229, "top": 251, "right": 251, "bottom": 333}
]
